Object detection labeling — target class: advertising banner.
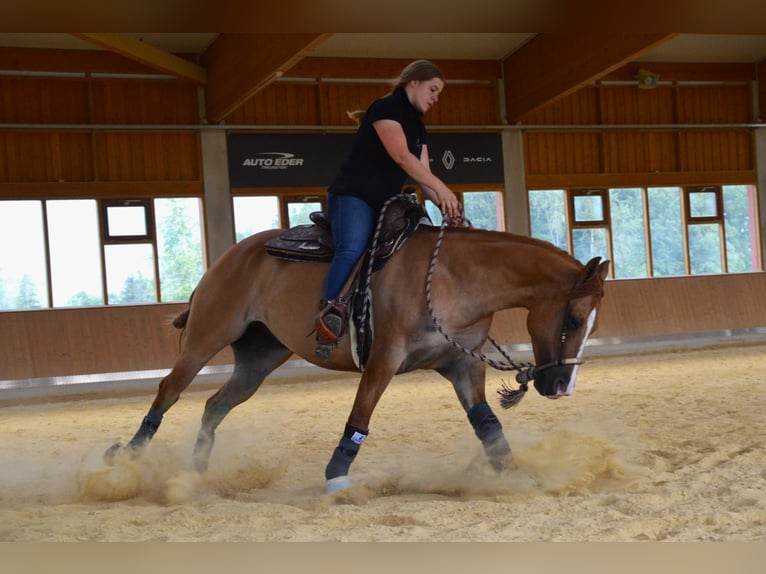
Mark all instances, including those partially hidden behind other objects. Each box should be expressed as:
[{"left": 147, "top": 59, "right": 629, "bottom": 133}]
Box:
[{"left": 227, "top": 132, "right": 503, "bottom": 188}]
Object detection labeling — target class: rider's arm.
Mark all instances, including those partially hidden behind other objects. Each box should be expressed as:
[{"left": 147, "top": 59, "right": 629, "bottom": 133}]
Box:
[{"left": 373, "top": 119, "right": 460, "bottom": 220}]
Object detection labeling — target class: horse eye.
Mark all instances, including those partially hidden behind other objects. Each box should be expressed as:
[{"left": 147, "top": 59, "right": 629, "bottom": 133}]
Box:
[{"left": 566, "top": 315, "right": 582, "bottom": 331}]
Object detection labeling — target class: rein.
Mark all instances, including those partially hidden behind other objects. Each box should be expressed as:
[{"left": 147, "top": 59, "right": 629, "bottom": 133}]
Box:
[
  {"left": 424, "top": 217, "right": 584, "bottom": 409},
  {"left": 357, "top": 194, "right": 412, "bottom": 347}
]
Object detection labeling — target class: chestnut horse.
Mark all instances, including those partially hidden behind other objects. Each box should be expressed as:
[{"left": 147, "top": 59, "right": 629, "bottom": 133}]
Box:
[{"left": 107, "top": 224, "right": 610, "bottom": 493}]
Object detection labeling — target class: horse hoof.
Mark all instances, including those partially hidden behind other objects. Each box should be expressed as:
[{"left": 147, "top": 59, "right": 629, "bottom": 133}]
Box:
[
  {"left": 103, "top": 443, "right": 123, "bottom": 465},
  {"left": 326, "top": 476, "right": 352, "bottom": 493}
]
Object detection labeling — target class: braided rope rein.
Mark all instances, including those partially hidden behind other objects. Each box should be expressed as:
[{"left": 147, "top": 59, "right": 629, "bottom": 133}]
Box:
[
  {"left": 357, "top": 193, "right": 413, "bottom": 346},
  {"left": 424, "top": 217, "right": 536, "bottom": 408}
]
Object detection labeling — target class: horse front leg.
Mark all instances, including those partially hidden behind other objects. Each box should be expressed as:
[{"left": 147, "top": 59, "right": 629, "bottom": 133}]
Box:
[
  {"left": 438, "top": 356, "right": 512, "bottom": 472},
  {"left": 324, "top": 359, "right": 398, "bottom": 493}
]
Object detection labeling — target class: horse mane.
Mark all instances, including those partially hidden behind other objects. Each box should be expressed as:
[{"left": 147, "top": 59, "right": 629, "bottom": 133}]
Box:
[
  {"left": 431, "top": 226, "right": 605, "bottom": 299},
  {"left": 441, "top": 225, "right": 581, "bottom": 268}
]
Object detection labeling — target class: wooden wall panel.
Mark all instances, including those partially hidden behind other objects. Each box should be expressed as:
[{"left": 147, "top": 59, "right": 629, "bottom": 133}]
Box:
[
  {"left": 596, "top": 273, "right": 766, "bottom": 339},
  {"left": 93, "top": 132, "right": 200, "bottom": 181},
  {"left": 228, "top": 81, "right": 499, "bottom": 126},
  {"left": 599, "top": 86, "right": 675, "bottom": 124},
  {"left": 524, "top": 132, "right": 602, "bottom": 175},
  {"left": 678, "top": 130, "right": 754, "bottom": 171},
  {"left": 0, "top": 304, "right": 232, "bottom": 380},
  {"left": 522, "top": 87, "right": 599, "bottom": 125},
  {"left": 5, "top": 273, "right": 766, "bottom": 381},
  {"left": 428, "top": 83, "right": 499, "bottom": 125},
  {"left": 89, "top": 78, "right": 199, "bottom": 125},
  {"left": 318, "top": 83, "right": 389, "bottom": 126},
  {"left": 524, "top": 81, "right": 755, "bottom": 184},
  {"left": 676, "top": 85, "right": 752, "bottom": 124},
  {"left": 0, "top": 131, "right": 93, "bottom": 182},
  {"left": 227, "top": 82, "right": 321, "bottom": 125},
  {"left": 602, "top": 131, "right": 678, "bottom": 173},
  {"left": 0, "top": 77, "right": 90, "bottom": 124}
]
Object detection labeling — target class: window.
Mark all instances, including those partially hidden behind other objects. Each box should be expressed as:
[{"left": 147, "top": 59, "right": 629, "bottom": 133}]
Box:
[
  {"left": 284, "top": 196, "right": 324, "bottom": 228},
  {"left": 529, "top": 189, "right": 567, "bottom": 250},
  {"left": 570, "top": 190, "right": 611, "bottom": 271},
  {"left": 425, "top": 190, "right": 505, "bottom": 231},
  {"left": 463, "top": 191, "right": 504, "bottom": 231},
  {"left": 233, "top": 196, "right": 280, "bottom": 242},
  {"left": 723, "top": 185, "right": 757, "bottom": 272},
  {"left": 155, "top": 198, "right": 204, "bottom": 302},
  {"left": 685, "top": 186, "right": 724, "bottom": 275},
  {"left": 609, "top": 188, "right": 648, "bottom": 278},
  {"left": 0, "top": 197, "right": 204, "bottom": 310},
  {"left": 648, "top": 187, "right": 685, "bottom": 276},
  {"left": 48, "top": 200, "right": 103, "bottom": 306},
  {"left": 0, "top": 201, "right": 47, "bottom": 310},
  {"left": 528, "top": 185, "right": 760, "bottom": 278}
]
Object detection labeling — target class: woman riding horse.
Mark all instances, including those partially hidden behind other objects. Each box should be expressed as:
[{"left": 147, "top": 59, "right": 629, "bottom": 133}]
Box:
[{"left": 315, "top": 59, "right": 462, "bottom": 360}]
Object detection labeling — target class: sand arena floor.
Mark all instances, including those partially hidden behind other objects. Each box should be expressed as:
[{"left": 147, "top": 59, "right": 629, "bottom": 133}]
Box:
[{"left": 0, "top": 343, "right": 764, "bottom": 542}]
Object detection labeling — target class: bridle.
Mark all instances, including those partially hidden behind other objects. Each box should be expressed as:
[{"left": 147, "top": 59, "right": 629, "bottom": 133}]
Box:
[{"left": 424, "top": 215, "right": 585, "bottom": 408}]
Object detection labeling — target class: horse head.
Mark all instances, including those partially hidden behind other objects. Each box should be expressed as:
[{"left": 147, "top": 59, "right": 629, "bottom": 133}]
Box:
[{"left": 527, "top": 256, "right": 610, "bottom": 399}]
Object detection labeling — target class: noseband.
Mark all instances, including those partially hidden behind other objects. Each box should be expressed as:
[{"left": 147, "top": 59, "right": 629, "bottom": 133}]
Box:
[{"left": 513, "top": 323, "right": 585, "bottom": 386}]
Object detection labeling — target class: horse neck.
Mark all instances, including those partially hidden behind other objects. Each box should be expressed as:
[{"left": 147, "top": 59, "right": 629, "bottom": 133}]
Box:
[{"left": 436, "top": 228, "right": 581, "bottom": 315}]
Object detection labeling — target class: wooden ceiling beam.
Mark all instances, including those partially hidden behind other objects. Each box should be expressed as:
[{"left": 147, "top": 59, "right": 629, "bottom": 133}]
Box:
[
  {"left": 503, "top": 33, "right": 676, "bottom": 123},
  {"left": 70, "top": 33, "right": 207, "bottom": 84},
  {"left": 202, "top": 33, "right": 331, "bottom": 124}
]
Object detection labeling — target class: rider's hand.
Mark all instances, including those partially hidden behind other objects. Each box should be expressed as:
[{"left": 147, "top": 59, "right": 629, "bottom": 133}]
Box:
[{"left": 439, "top": 189, "right": 461, "bottom": 222}]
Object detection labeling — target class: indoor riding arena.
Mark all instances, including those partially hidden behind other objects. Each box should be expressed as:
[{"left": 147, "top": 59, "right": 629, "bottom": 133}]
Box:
[{"left": 1, "top": 32, "right": 765, "bottom": 551}]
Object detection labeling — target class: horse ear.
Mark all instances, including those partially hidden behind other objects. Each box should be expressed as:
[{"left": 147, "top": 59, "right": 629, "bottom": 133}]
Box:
[
  {"left": 582, "top": 257, "right": 602, "bottom": 280},
  {"left": 597, "top": 260, "right": 610, "bottom": 281}
]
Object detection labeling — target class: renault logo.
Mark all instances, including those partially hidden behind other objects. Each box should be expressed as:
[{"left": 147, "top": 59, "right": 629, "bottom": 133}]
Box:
[{"left": 442, "top": 150, "right": 455, "bottom": 170}]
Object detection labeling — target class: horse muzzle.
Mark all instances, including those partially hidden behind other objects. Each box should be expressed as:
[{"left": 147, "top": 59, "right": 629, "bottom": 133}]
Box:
[{"left": 532, "top": 357, "right": 582, "bottom": 398}]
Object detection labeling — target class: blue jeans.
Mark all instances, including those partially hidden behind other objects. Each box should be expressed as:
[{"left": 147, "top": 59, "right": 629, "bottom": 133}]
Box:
[{"left": 323, "top": 193, "right": 376, "bottom": 300}]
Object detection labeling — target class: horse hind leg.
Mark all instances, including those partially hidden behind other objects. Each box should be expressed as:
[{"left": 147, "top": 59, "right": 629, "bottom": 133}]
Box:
[
  {"left": 192, "top": 322, "right": 292, "bottom": 473},
  {"left": 104, "top": 352, "right": 210, "bottom": 464}
]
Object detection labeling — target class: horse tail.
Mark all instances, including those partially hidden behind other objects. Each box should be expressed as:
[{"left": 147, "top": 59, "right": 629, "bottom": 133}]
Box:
[
  {"left": 171, "top": 289, "right": 195, "bottom": 351},
  {"left": 172, "top": 309, "right": 190, "bottom": 329}
]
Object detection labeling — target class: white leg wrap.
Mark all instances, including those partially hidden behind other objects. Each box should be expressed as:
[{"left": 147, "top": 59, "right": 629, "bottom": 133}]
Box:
[{"left": 326, "top": 476, "right": 352, "bottom": 494}]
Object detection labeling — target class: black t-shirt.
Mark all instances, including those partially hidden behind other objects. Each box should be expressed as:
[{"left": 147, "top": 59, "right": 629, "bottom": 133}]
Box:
[{"left": 328, "top": 86, "right": 426, "bottom": 211}]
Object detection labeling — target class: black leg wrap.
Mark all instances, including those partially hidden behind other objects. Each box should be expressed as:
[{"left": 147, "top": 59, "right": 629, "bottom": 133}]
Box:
[
  {"left": 324, "top": 423, "right": 368, "bottom": 480},
  {"left": 127, "top": 412, "right": 163, "bottom": 450},
  {"left": 467, "top": 402, "right": 511, "bottom": 465}
]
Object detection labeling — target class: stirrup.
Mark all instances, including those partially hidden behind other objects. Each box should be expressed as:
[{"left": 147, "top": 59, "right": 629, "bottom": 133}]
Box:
[
  {"left": 316, "top": 312, "right": 344, "bottom": 344},
  {"left": 315, "top": 299, "right": 348, "bottom": 360}
]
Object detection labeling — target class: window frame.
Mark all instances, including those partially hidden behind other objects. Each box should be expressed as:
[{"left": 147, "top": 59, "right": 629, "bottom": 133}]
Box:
[{"left": 99, "top": 198, "right": 156, "bottom": 244}]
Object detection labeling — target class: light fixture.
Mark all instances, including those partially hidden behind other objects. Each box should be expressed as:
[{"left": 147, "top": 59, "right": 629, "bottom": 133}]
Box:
[{"left": 636, "top": 69, "right": 659, "bottom": 90}]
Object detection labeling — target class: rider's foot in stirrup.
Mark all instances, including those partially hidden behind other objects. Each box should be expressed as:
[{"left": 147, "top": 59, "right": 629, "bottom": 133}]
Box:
[
  {"left": 315, "top": 310, "right": 344, "bottom": 360},
  {"left": 321, "top": 312, "right": 344, "bottom": 339}
]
